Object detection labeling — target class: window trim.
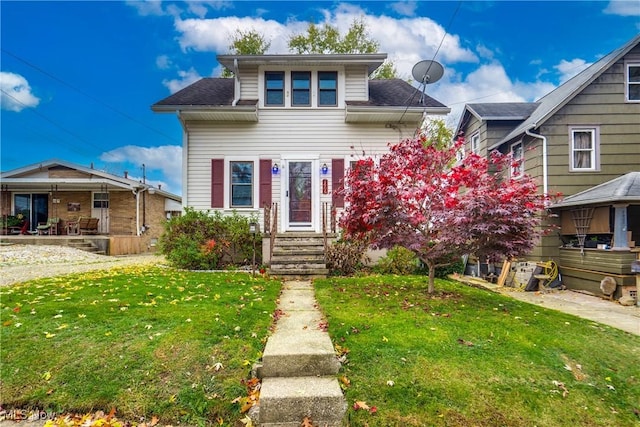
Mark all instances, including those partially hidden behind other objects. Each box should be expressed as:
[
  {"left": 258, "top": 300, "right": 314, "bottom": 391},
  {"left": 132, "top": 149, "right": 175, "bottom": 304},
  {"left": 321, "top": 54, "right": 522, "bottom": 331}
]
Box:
[
  {"left": 569, "top": 126, "right": 600, "bottom": 172},
  {"left": 625, "top": 61, "right": 640, "bottom": 103},
  {"left": 225, "top": 157, "right": 259, "bottom": 209},
  {"left": 265, "top": 71, "right": 285, "bottom": 106},
  {"left": 510, "top": 141, "right": 524, "bottom": 179},
  {"left": 291, "top": 71, "right": 311, "bottom": 106},
  {"left": 318, "top": 71, "right": 338, "bottom": 106},
  {"left": 470, "top": 132, "right": 480, "bottom": 154},
  {"left": 261, "top": 69, "right": 342, "bottom": 108}
]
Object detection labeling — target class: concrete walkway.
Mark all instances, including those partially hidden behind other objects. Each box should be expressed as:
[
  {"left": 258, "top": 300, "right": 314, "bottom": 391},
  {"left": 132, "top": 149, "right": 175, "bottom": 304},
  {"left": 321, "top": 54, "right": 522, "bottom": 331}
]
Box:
[
  {"left": 458, "top": 276, "right": 639, "bottom": 336},
  {"left": 257, "top": 280, "right": 346, "bottom": 426}
]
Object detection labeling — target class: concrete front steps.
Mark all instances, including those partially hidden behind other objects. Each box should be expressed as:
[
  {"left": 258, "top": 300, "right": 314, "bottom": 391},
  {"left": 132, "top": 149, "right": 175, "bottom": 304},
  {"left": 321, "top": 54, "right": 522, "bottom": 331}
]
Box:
[
  {"left": 256, "top": 280, "right": 346, "bottom": 427},
  {"left": 67, "top": 239, "right": 106, "bottom": 255},
  {"left": 269, "top": 233, "right": 330, "bottom": 279}
]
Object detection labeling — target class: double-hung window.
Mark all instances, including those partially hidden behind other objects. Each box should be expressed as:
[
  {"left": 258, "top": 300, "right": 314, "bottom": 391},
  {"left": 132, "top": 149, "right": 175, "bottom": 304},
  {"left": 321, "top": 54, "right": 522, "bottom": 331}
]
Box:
[
  {"left": 570, "top": 127, "right": 598, "bottom": 171},
  {"left": 318, "top": 71, "right": 337, "bottom": 106},
  {"left": 626, "top": 62, "right": 640, "bottom": 102},
  {"left": 471, "top": 133, "right": 480, "bottom": 154},
  {"left": 511, "top": 141, "right": 524, "bottom": 178},
  {"left": 265, "top": 71, "right": 284, "bottom": 106},
  {"left": 230, "top": 161, "right": 253, "bottom": 207},
  {"left": 292, "top": 71, "right": 311, "bottom": 106}
]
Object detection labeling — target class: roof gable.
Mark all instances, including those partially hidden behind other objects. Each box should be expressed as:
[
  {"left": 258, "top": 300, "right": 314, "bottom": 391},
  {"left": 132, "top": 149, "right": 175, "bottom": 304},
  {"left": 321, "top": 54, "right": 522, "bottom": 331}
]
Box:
[{"left": 489, "top": 34, "right": 640, "bottom": 149}]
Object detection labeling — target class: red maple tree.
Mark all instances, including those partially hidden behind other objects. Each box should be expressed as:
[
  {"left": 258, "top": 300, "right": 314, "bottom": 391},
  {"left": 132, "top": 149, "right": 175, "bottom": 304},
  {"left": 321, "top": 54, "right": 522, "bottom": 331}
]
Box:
[{"left": 339, "top": 134, "right": 549, "bottom": 293}]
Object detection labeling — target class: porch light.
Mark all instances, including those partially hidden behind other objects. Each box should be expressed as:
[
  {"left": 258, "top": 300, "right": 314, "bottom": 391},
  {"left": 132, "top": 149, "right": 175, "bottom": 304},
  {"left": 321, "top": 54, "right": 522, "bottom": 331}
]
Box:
[
  {"left": 321, "top": 163, "right": 329, "bottom": 175},
  {"left": 272, "top": 163, "right": 279, "bottom": 174}
]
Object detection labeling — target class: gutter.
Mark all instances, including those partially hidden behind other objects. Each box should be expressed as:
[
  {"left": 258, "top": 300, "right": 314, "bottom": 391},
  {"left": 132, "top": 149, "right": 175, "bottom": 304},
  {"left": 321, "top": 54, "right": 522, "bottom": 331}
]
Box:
[
  {"left": 525, "top": 127, "right": 548, "bottom": 199},
  {"left": 232, "top": 58, "right": 240, "bottom": 107}
]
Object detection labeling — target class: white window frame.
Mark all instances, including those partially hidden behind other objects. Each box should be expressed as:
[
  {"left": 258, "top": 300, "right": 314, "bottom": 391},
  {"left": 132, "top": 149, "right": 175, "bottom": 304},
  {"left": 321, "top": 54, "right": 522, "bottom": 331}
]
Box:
[
  {"left": 625, "top": 61, "right": 640, "bottom": 103},
  {"left": 259, "top": 68, "right": 343, "bottom": 108},
  {"left": 510, "top": 141, "right": 524, "bottom": 178},
  {"left": 569, "top": 126, "right": 599, "bottom": 172},
  {"left": 471, "top": 133, "right": 480, "bottom": 154},
  {"left": 224, "top": 157, "right": 259, "bottom": 210}
]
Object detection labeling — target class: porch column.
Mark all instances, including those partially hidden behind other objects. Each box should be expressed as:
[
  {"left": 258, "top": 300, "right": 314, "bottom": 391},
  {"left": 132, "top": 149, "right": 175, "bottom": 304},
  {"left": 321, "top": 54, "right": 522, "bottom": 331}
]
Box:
[{"left": 612, "top": 204, "right": 629, "bottom": 250}]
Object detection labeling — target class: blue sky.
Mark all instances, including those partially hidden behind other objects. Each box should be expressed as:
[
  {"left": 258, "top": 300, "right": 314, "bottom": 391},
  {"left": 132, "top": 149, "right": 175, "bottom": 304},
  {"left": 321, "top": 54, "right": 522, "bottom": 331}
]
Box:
[{"left": 1, "top": 1, "right": 639, "bottom": 195}]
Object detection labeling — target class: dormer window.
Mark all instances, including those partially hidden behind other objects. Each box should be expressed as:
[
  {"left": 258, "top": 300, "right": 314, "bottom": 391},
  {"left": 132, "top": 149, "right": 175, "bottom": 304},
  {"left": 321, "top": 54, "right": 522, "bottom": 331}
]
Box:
[
  {"left": 318, "top": 72, "right": 337, "bottom": 106},
  {"left": 292, "top": 72, "right": 311, "bottom": 106},
  {"left": 265, "top": 71, "right": 284, "bottom": 106}
]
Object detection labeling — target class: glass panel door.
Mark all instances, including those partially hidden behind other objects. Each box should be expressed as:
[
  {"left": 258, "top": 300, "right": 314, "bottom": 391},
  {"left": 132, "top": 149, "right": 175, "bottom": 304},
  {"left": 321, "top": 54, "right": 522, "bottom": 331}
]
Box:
[{"left": 288, "top": 161, "right": 312, "bottom": 227}]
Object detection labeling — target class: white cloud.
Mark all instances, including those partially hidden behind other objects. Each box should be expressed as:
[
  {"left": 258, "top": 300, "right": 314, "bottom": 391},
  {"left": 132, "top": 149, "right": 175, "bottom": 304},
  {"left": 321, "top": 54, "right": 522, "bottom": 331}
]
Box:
[
  {"left": 162, "top": 68, "right": 202, "bottom": 93},
  {"left": 100, "top": 145, "right": 182, "bottom": 194},
  {"left": 604, "top": 0, "right": 640, "bottom": 16},
  {"left": 0, "top": 72, "right": 40, "bottom": 112},
  {"left": 554, "top": 58, "right": 591, "bottom": 83},
  {"left": 156, "top": 54, "right": 172, "bottom": 70},
  {"left": 428, "top": 63, "right": 555, "bottom": 127},
  {"left": 388, "top": 1, "right": 418, "bottom": 17},
  {"left": 125, "top": 0, "right": 165, "bottom": 16}
]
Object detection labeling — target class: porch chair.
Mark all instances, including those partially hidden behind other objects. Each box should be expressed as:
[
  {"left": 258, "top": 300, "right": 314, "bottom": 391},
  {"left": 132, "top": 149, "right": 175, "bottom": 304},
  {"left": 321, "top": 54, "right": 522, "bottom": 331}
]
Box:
[
  {"left": 78, "top": 217, "right": 100, "bottom": 235},
  {"left": 36, "top": 217, "right": 60, "bottom": 235}
]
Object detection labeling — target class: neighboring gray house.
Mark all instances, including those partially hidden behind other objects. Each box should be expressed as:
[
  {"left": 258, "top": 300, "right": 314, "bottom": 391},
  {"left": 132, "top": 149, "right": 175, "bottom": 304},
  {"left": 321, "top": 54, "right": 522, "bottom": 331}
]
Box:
[{"left": 455, "top": 34, "right": 640, "bottom": 297}]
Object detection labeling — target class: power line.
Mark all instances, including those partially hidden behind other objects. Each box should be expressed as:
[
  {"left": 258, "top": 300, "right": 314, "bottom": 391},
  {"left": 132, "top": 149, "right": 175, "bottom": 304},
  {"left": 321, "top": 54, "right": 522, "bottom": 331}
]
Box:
[
  {"left": 1, "top": 88, "right": 107, "bottom": 155},
  {"left": 1, "top": 48, "right": 179, "bottom": 144}
]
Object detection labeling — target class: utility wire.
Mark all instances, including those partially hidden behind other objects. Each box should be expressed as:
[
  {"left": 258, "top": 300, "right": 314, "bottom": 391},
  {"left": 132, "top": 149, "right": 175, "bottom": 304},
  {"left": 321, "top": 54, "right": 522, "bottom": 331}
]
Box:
[
  {"left": 1, "top": 88, "right": 108, "bottom": 155},
  {"left": 1, "top": 48, "right": 179, "bottom": 144}
]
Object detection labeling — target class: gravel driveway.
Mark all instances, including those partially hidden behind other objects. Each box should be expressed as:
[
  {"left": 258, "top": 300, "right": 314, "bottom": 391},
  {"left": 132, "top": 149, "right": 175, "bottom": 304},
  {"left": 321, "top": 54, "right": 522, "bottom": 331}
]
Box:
[{"left": 0, "top": 244, "right": 166, "bottom": 287}]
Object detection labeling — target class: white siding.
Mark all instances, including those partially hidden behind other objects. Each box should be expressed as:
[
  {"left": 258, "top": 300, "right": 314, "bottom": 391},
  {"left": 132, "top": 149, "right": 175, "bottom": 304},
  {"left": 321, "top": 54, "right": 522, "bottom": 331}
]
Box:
[
  {"left": 345, "top": 66, "right": 368, "bottom": 101},
  {"left": 239, "top": 65, "right": 259, "bottom": 99},
  {"left": 185, "top": 109, "right": 414, "bottom": 218}
]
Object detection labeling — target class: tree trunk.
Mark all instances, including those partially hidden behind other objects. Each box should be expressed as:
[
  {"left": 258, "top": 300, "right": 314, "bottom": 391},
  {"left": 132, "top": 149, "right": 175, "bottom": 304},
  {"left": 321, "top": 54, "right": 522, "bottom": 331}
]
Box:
[{"left": 427, "top": 260, "right": 436, "bottom": 294}]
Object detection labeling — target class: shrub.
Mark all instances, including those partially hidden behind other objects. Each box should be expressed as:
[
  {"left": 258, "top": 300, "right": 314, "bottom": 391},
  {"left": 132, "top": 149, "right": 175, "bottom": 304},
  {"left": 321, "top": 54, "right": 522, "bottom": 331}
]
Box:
[
  {"left": 159, "top": 208, "right": 260, "bottom": 270},
  {"left": 326, "top": 237, "right": 370, "bottom": 276},
  {"left": 374, "top": 245, "right": 419, "bottom": 274}
]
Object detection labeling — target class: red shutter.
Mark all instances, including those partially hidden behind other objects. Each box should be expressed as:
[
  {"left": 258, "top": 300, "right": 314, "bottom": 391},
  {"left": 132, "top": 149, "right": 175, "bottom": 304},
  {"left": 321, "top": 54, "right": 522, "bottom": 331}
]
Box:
[
  {"left": 259, "top": 159, "right": 272, "bottom": 207},
  {"left": 211, "top": 159, "right": 224, "bottom": 208},
  {"left": 332, "top": 158, "right": 345, "bottom": 207}
]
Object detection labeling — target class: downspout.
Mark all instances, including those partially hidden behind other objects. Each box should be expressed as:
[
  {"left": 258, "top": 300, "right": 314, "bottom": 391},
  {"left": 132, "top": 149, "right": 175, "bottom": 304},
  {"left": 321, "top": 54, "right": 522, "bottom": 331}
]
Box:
[
  {"left": 133, "top": 189, "right": 140, "bottom": 236},
  {"left": 525, "top": 127, "right": 548, "bottom": 199},
  {"left": 232, "top": 58, "right": 240, "bottom": 106}
]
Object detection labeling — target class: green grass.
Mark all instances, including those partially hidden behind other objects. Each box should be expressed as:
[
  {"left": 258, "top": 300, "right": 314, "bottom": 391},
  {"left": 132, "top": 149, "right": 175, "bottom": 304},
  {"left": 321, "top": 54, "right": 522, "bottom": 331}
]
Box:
[
  {"left": 314, "top": 275, "right": 640, "bottom": 427},
  {"left": 0, "top": 265, "right": 281, "bottom": 426}
]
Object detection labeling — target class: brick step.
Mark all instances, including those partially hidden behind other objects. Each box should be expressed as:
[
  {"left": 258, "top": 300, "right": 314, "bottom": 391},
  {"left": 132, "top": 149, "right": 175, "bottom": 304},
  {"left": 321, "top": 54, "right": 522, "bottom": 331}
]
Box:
[
  {"left": 258, "top": 376, "right": 347, "bottom": 427},
  {"left": 271, "top": 255, "right": 325, "bottom": 264}
]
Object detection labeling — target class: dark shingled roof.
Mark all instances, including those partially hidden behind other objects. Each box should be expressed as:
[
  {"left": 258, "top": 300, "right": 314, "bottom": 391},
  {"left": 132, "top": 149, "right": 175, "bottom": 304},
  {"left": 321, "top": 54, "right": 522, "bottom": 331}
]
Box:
[
  {"left": 153, "top": 78, "right": 236, "bottom": 107},
  {"left": 347, "top": 79, "right": 446, "bottom": 108},
  {"left": 153, "top": 77, "right": 445, "bottom": 109},
  {"left": 466, "top": 102, "right": 540, "bottom": 119}
]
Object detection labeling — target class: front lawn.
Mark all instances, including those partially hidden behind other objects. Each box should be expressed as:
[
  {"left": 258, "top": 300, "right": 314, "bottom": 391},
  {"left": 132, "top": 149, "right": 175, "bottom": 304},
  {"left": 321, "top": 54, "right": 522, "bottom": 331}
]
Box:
[
  {"left": 314, "top": 275, "right": 640, "bottom": 427},
  {"left": 0, "top": 266, "right": 281, "bottom": 425}
]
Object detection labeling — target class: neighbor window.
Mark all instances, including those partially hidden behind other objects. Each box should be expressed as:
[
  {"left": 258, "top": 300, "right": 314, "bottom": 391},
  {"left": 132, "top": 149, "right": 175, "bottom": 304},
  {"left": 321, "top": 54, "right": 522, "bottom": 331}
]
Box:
[
  {"left": 318, "top": 71, "right": 338, "bottom": 106},
  {"left": 93, "top": 192, "right": 109, "bottom": 209},
  {"left": 511, "top": 142, "right": 524, "bottom": 178},
  {"left": 570, "top": 127, "right": 598, "bottom": 171},
  {"left": 626, "top": 62, "right": 640, "bottom": 102},
  {"left": 471, "top": 133, "right": 480, "bottom": 154},
  {"left": 292, "top": 71, "right": 311, "bottom": 106},
  {"left": 265, "top": 72, "right": 284, "bottom": 106},
  {"left": 230, "top": 161, "right": 253, "bottom": 207}
]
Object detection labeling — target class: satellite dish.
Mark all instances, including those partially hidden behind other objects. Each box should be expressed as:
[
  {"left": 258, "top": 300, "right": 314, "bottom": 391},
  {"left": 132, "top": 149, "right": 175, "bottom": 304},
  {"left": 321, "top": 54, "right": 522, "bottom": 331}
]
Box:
[
  {"left": 411, "top": 60, "right": 444, "bottom": 105},
  {"left": 411, "top": 60, "right": 444, "bottom": 84}
]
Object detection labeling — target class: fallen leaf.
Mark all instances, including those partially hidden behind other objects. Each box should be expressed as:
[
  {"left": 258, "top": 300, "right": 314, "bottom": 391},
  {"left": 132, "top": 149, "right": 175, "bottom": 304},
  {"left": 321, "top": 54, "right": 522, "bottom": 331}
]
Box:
[
  {"left": 353, "top": 401, "right": 370, "bottom": 411},
  {"left": 301, "top": 416, "right": 314, "bottom": 427}
]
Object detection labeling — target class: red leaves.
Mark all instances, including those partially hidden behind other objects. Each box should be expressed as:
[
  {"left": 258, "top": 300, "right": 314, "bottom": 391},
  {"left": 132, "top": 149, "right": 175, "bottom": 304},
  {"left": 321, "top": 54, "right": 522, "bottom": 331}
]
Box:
[{"left": 339, "top": 132, "right": 549, "bottom": 292}]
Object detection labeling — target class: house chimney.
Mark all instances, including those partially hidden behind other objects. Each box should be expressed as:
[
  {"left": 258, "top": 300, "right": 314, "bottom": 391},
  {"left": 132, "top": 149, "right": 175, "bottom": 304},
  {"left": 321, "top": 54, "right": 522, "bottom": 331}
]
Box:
[
  {"left": 124, "top": 171, "right": 128, "bottom": 179},
  {"left": 158, "top": 184, "right": 162, "bottom": 190}
]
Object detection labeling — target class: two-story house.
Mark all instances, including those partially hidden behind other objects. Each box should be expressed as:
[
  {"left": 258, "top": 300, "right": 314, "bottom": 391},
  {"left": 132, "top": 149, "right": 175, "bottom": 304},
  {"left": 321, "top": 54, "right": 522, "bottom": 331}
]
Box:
[
  {"left": 455, "top": 34, "right": 640, "bottom": 297},
  {"left": 152, "top": 53, "right": 450, "bottom": 273}
]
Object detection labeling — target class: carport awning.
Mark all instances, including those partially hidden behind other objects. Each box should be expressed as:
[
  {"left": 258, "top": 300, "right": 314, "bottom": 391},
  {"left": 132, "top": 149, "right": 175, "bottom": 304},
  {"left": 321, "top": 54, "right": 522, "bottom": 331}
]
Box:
[
  {"left": 552, "top": 172, "right": 640, "bottom": 208},
  {"left": 165, "top": 198, "right": 182, "bottom": 212}
]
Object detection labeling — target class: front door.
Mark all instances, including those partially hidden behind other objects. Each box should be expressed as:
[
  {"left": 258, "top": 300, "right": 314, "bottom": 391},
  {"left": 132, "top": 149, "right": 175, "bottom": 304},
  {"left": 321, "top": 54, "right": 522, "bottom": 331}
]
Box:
[{"left": 284, "top": 160, "right": 316, "bottom": 231}]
